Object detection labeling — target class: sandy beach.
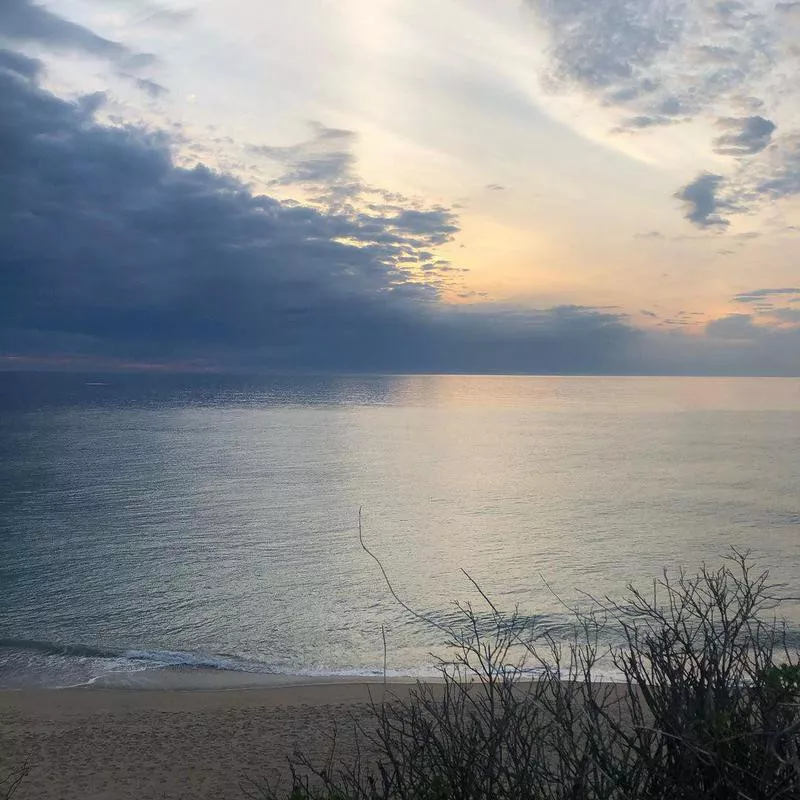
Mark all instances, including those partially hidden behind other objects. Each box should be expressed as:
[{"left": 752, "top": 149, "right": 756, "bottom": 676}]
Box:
[{"left": 0, "top": 677, "right": 415, "bottom": 800}]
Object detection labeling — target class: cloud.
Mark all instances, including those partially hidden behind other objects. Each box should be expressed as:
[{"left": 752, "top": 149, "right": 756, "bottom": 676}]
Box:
[
  {"left": 706, "top": 313, "right": 760, "bottom": 339},
  {"left": 0, "top": 47, "right": 641, "bottom": 374},
  {"left": 675, "top": 173, "right": 731, "bottom": 228},
  {"left": 524, "top": 0, "right": 800, "bottom": 227},
  {"left": 616, "top": 114, "right": 684, "bottom": 131},
  {"left": 769, "top": 307, "right": 800, "bottom": 323},
  {"left": 485, "top": 183, "right": 505, "bottom": 191},
  {"left": 706, "top": 307, "right": 800, "bottom": 341},
  {"left": 0, "top": 46, "right": 41, "bottom": 80},
  {"left": 98, "top": 0, "right": 194, "bottom": 27},
  {"left": 118, "top": 73, "right": 167, "bottom": 98},
  {"left": 250, "top": 123, "right": 360, "bottom": 198},
  {"left": 732, "top": 287, "right": 800, "bottom": 303},
  {"left": 0, "top": 0, "right": 154, "bottom": 68},
  {"left": 251, "top": 124, "right": 461, "bottom": 253},
  {"left": 698, "top": 135, "right": 800, "bottom": 227},
  {"left": 754, "top": 134, "right": 800, "bottom": 197},
  {"left": 531, "top": 0, "right": 685, "bottom": 97},
  {"left": 674, "top": 134, "right": 800, "bottom": 226},
  {"left": 389, "top": 209, "right": 459, "bottom": 242},
  {"left": 526, "top": 0, "right": 777, "bottom": 123},
  {"left": 625, "top": 316, "right": 800, "bottom": 375},
  {"left": 713, "top": 116, "right": 776, "bottom": 156},
  {"left": 700, "top": 289, "right": 800, "bottom": 356}
]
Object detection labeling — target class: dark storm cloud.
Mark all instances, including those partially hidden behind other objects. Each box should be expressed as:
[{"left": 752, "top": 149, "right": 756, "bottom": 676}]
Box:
[
  {"left": 675, "top": 173, "right": 731, "bottom": 228},
  {"left": 713, "top": 116, "right": 776, "bottom": 156},
  {"left": 0, "top": 0, "right": 154, "bottom": 67},
  {"left": 0, "top": 49, "right": 638, "bottom": 373}
]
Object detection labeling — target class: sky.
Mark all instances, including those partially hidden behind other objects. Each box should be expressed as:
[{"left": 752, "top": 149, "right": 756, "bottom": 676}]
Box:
[{"left": 1, "top": 0, "right": 799, "bottom": 375}]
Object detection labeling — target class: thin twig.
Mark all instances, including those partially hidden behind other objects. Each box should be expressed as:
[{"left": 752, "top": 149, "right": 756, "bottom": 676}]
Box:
[{"left": 358, "top": 506, "right": 449, "bottom": 634}]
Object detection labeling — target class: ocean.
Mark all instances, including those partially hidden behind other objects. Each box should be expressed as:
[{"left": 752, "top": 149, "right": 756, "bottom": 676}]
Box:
[{"left": 1, "top": 372, "right": 799, "bottom": 688}]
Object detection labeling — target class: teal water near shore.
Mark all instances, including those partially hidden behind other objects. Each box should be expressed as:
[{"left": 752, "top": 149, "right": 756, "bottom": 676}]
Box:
[{"left": 2, "top": 373, "right": 799, "bottom": 688}]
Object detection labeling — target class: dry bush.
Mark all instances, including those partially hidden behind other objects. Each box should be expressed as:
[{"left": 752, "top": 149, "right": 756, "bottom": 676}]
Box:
[{"left": 257, "top": 543, "right": 800, "bottom": 800}]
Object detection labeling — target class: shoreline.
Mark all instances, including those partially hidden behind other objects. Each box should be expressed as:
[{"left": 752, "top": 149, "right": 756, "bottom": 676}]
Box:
[
  {"left": 1, "top": 666, "right": 427, "bottom": 693},
  {"left": 0, "top": 679, "right": 423, "bottom": 710}
]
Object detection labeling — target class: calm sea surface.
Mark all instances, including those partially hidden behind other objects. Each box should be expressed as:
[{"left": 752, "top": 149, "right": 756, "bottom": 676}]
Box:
[{"left": 1, "top": 372, "right": 799, "bottom": 687}]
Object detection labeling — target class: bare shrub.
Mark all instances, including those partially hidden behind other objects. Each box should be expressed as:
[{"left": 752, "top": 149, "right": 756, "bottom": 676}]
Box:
[
  {"left": 0, "top": 761, "right": 29, "bottom": 800},
  {"left": 257, "top": 545, "right": 800, "bottom": 800}
]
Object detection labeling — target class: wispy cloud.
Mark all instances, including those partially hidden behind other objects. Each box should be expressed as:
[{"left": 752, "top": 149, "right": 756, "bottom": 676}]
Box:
[
  {"left": 119, "top": 73, "right": 167, "bottom": 98},
  {"left": 732, "top": 287, "right": 800, "bottom": 303}
]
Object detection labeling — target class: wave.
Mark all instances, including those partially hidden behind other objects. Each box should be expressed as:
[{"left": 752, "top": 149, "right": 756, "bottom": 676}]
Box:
[
  {"left": 120, "top": 649, "right": 274, "bottom": 673},
  {"left": 0, "top": 638, "right": 435, "bottom": 683},
  {"left": 0, "top": 637, "right": 619, "bottom": 687},
  {"left": 4, "top": 630, "right": 797, "bottom": 690},
  {"left": 0, "top": 638, "right": 272, "bottom": 673},
  {"left": 0, "top": 638, "right": 121, "bottom": 660}
]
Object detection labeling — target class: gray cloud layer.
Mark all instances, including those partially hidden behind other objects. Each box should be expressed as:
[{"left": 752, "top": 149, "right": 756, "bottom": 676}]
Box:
[{"left": 0, "top": 49, "right": 637, "bottom": 373}]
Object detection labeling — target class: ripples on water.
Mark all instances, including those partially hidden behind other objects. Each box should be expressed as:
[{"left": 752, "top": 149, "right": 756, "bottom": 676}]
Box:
[{"left": 1, "top": 372, "right": 799, "bottom": 687}]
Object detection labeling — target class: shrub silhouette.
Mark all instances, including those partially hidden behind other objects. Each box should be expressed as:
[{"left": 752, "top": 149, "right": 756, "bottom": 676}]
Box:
[{"left": 258, "top": 547, "right": 800, "bottom": 800}]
